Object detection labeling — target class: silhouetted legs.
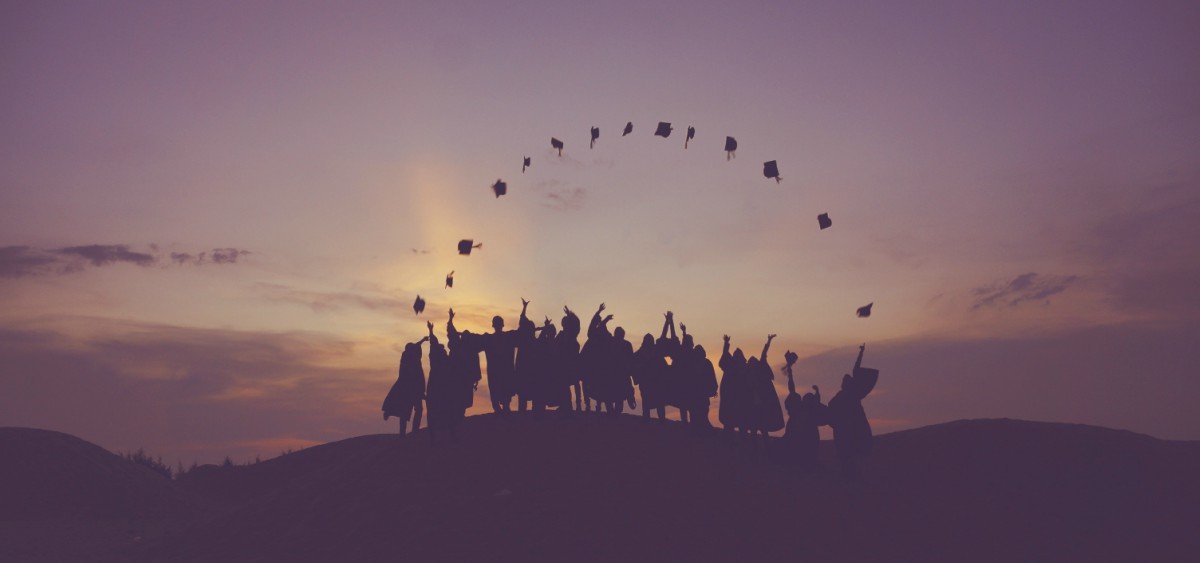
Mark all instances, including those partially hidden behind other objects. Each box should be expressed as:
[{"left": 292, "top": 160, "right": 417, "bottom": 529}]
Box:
[
  {"left": 678, "top": 407, "right": 690, "bottom": 423},
  {"left": 572, "top": 382, "right": 583, "bottom": 411}
]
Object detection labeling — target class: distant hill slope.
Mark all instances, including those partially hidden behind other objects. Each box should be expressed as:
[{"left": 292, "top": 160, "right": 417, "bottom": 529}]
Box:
[{"left": 4, "top": 417, "right": 1199, "bottom": 562}]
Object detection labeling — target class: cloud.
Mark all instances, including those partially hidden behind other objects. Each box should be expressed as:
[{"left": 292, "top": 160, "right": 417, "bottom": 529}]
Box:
[
  {"left": 54, "top": 244, "right": 156, "bottom": 267},
  {"left": 0, "top": 246, "right": 61, "bottom": 278},
  {"left": 0, "top": 244, "right": 252, "bottom": 278},
  {"left": 0, "top": 318, "right": 384, "bottom": 465},
  {"left": 971, "top": 272, "right": 1079, "bottom": 309},
  {"left": 256, "top": 282, "right": 407, "bottom": 314},
  {"left": 533, "top": 180, "right": 587, "bottom": 211}
]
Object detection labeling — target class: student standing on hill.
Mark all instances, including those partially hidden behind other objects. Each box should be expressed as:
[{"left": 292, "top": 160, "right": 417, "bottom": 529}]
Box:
[
  {"left": 718, "top": 336, "right": 750, "bottom": 436},
  {"left": 779, "top": 350, "right": 828, "bottom": 470},
  {"left": 746, "top": 335, "right": 785, "bottom": 441},
  {"left": 828, "top": 344, "right": 879, "bottom": 478},
  {"left": 513, "top": 298, "right": 539, "bottom": 413},
  {"left": 632, "top": 333, "right": 668, "bottom": 420},
  {"left": 478, "top": 299, "right": 529, "bottom": 414},
  {"left": 447, "top": 309, "right": 483, "bottom": 415},
  {"left": 556, "top": 306, "right": 583, "bottom": 414},
  {"left": 382, "top": 334, "right": 429, "bottom": 437},
  {"left": 425, "top": 322, "right": 463, "bottom": 445}
]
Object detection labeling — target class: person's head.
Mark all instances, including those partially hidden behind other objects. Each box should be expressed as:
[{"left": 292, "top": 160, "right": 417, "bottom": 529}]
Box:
[
  {"left": 541, "top": 325, "right": 557, "bottom": 340},
  {"left": 613, "top": 326, "right": 625, "bottom": 340},
  {"left": 802, "top": 392, "right": 816, "bottom": 403},
  {"left": 561, "top": 312, "right": 580, "bottom": 337},
  {"left": 641, "top": 333, "right": 655, "bottom": 348},
  {"left": 492, "top": 315, "right": 505, "bottom": 332},
  {"left": 747, "top": 356, "right": 759, "bottom": 367},
  {"left": 404, "top": 342, "right": 423, "bottom": 360},
  {"left": 681, "top": 334, "right": 694, "bottom": 350},
  {"left": 733, "top": 348, "right": 746, "bottom": 363},
  {"left": 694, "top": 344, "right": 706, "bottom": 358}
]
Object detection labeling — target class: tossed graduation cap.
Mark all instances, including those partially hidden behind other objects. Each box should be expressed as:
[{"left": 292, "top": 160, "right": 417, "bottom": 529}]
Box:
[
  {"left": 522, "top": 156, "right": 531, "bottom": 173},
  {"left": 763, "top": 160, "right": 781, "bottom": 183},
  {"left": 590, "top": 126, "right": 599, "bottom": 149},
  {"left": 818, "top": 213, "right": 832, "bottom": 230},
  {"left": 492, "top": 179, "right": 507, "bottom": 198},
  {"left": 856, "top": 302, "right": 873, "bottom": 318},
  {"left": 413, "top": 295, "right": 426, "bottom": 315},
  {"left": 445, "top": 271, "right": 454, "bottom": 288},
  {"left": 457, "top": 239, "right": 482, "bottom": 255},
  {"left": 623, "top": 121, "right": 633, "bottom": 136},
  {"left": 685, "top": 126, "right": 695, "bottom": 149},
  {"left": 725, "top": 136, "right": 737, "bottom": 160},
  {"left": 551, "top": 137, "right": 564, "bottom": 156},
  {"left": 654, "top": 122, "right": 672, "bottom": 138}
]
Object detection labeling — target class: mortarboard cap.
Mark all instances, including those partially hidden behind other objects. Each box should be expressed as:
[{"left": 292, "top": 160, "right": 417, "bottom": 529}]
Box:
[
  {"left": 623, "top": 121, "right": 633, "bottom": 136},
  {"left": 590, "top": 126, "right": 599, "bottom": 149},
  {"left": 725, "top": 136, "right": 737, "bottom": 160},
  {"left": 818, "top": 213, "right": 832, "bottom": 230},
  {"left": 856, "top": 302, "right": 873, "bottom": 318},
  {"left": 492, "top": 179, "right": 507, "bottom": 198},
  {"left": 685, "top": 126, "right": 695, "bottom": 149},
  {"left": 655, "top": 122, "right": 672, "bottom": 138},
  {"left": 522, "top": 156, "right": 530, "bottom": 173},
  {"left": 445, "top": 271, "right": 454, "bottom": 288},
  {"left": 413, "top": 295, "right": 425, "bottom": 315},
  {"left": 551, "top": 137, "right": 564, "bottom": 156},
  {"left": 763, "top": 160, "right": 781, "bottom": 183},
  {"left": 457, "top": 239, "right": 482, "bottom": 255}
]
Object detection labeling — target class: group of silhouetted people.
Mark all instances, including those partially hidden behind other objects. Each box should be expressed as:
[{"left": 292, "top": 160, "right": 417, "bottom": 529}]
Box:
[{"left": 383, "top": 300, "right": 879, "bottom": 476}]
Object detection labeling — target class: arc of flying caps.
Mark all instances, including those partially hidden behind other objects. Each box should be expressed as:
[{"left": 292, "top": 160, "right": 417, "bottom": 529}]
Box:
[
  {"left": 457, "top": 239, "right": 482, "bottom": 255},
  {"left": 622, "top": 121, "right": 633, "bottom": 136},
  {"left": 856, "top": 302, "right": 873, "bottom": 318},
  {"left": 550, "top": 137, "right": 564, "bottom": 156},
  {"left": 685, "top": 126, "right": 695, "bottom": 149},
  {"left": 413, "top": 295, "right": 426, "bottom": 315},
  {"left": 725, "top": 136, "right": 737, "bottom": 160},
  {"left": 590, "top": 126, "right": 599, "bottom": 149},
  {"left": 522, "top": 156, "right": 530, "bottom": 173},
  {"left": 818, "top": 213, "right": 832, "bottom": 230},
  {"left": 445, "top": 271, "right": 454, "bottom": 288},
  {"left": 491, "top": 179, "right": 507, "bottom": 198},
  {"left": 654, "top": 122, "right": 672, "bottom": 138},
  {"left": 763, "top": 160, "right": 781, "bottom": 183}
]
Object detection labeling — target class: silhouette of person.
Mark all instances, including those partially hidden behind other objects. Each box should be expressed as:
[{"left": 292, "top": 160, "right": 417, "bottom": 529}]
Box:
[
  {"left": 718, "top": 335, "right": 750, "bottom": 435},
  {"left": 633, "top": 333, "right": 668, "bottom": 420},
  {"left": 579, "top": 303, "right": 613, "bottom": 412},
  {"left": 556, "top": 306, "right": 583, "bottom": 414},
  {"left": 446, "top": 309, "right": 483, "bottom": 414},
  {"left": 530, "top": 318, "right": 558, "bottom": 415},
  {"left": 424, "top": 321, "right": 462, "bottom": 445},
  {"left": 746, "top": 335, "right": 785, "bottom": 440},
  {"left": 688, "top": 343, "right": 718, "bottom": 428},
  {"left": 382, "top": 335, "right": 428, "bottom": 437},
  {"left": 658, "top": 312, "right": 689, "bottom": 422},
  {"left": 827, "top": 344, "right": 879, "bottom": 478},
  {"left": 778, "top": 350, "right": 827, "bottom": 470},
  {"left": 478, "top": 300, "right": 528, "bottom": 413},
  {"left": 513, "top": 298, "right": 540, "bottom": 413},
  {"left": 607, "top": 326, "right": 637, "bottom": 415}
]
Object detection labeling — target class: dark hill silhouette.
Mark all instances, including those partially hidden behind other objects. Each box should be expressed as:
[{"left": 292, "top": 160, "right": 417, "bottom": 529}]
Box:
[{"left": 4, "top": 418, "right": 1199, "bottom": 562}]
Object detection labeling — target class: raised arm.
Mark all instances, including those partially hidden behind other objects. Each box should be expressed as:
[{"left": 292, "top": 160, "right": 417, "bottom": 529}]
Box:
[
  {"left": 520, "top": 298, "right": 531, "bottom": 323},
  {"left": 427, "top": 321, "right": 438, "bottom": 346},
  {"left": 667, "top": 312, "right": 677, "bottom": 340},
  {"left": 854, "top": 343, "right": 865, "bottom": 371},
  {"left": 446, "top": 308, "right": 459, "bottom": 340},
  {"left": 786, "top": 366, "right": 796, "bottom": 395},
  {"left": 721, "top": 334, "right": 731, "bottom": 361},
  {"left": 761, "top": 334, "right": 776, "bottom": 364},
  {"left": 659, "top": 312, "right": 671, "bottom": 341}
]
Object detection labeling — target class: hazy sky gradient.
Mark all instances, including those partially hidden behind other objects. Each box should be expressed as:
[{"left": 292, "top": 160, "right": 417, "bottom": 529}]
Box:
[{"left": 2, "top": 1, "right": 1198, "bottom": 463}]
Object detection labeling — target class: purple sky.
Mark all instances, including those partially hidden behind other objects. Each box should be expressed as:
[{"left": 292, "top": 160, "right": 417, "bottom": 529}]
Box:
[{"left": 2, "top": 1, "right": 1198, "bottom": 464}]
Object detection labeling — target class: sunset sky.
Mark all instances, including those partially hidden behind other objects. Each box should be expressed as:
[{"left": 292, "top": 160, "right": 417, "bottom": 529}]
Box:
[{"left": 2, "top": 1, "right": 1198, "bottom": 464}]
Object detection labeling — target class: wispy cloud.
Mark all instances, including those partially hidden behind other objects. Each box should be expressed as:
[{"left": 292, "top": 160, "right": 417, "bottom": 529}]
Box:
[
  {"left": 533, "top": 180, "right": 587, "bottom": 211},
  {"left": 0, "top": 244, "right": 252, "bottom": 278},
  {"left": 971, "top": 272, "right": 1079, "bottom": 309}
]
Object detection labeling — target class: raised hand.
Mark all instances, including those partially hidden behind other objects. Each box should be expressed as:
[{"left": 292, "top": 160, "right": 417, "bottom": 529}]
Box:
[
  {"left": 680, "top": 323, "right": 687, "bottom": 333},
  {"left": 768, "top": 334, "right": 777, "bottom": 341},
  {"left": 812, "top": 385, "right": 819, "bottom": 392},
  {"left": 521, "top": 297, "right": 530, "bottom": 308},
  {"left": 448, "top": 308, "right": 455, "bottom": 320},
  {"left": 785, "top": 350, "right": 798, "bottom": 366},
  {"left": 723, "top": 335, "right": 730, "bottom": 343},
  {"left": 603, "top": 314, "right": 614, "bottom": 323},
  {"left": 426, "top": 321, "right": 434, "bottom": 331},
  {"left": 598, "top": 302, "right": 606, "bottom": 313}
]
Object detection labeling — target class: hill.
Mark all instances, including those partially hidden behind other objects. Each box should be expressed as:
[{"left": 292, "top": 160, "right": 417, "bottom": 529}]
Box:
[{"left": 4, "top": 417, "right": 1199, "bottom": 561}]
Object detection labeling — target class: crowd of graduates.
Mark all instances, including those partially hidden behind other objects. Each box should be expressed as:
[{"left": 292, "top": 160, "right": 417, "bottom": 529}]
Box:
[{"left": 384, "top": 300, "right": 879, "bottom": 475}]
